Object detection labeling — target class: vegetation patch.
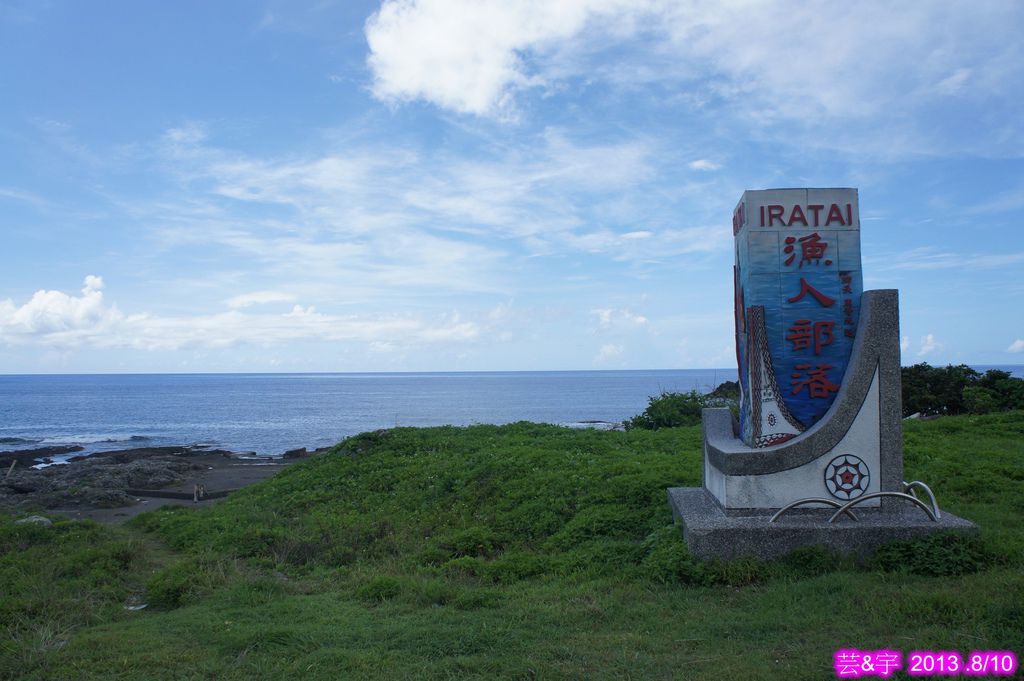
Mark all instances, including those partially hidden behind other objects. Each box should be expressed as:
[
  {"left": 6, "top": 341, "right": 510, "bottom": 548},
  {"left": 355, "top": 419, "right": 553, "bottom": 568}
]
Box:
[{"left": 2, "top": 412, "right": 1022, "bottom": 679}]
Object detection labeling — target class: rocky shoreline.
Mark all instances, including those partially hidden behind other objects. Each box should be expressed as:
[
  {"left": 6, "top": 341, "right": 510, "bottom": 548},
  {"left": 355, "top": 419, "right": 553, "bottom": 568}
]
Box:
[{"left": 0, "top": 444, "right": 330, "bottom": 522}]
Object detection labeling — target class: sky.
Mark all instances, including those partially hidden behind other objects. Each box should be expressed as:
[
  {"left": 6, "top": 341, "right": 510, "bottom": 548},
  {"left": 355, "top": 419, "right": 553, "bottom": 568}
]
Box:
[{"left": 1, "top": 0, "right": 1023, "bottom": 374}]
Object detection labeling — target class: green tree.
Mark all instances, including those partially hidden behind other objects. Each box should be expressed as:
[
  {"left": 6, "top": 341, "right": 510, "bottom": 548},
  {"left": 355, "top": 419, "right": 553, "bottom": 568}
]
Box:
[
  {"left": 963, "top": 386, "right": 999, "bottom": 415},
  {"left": 902, "top": 363, "right": 1024, "bottom": 416}
]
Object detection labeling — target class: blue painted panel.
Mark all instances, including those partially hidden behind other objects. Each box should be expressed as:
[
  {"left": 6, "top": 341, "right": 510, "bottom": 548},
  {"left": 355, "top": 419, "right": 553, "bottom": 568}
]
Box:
[
  {"left": 747, "top": 231, "right": 780, "bottom": 274},
  {"left": 734, "top": 189, "right": 863, "bottom": 446},
  {"left": 836, "top": 231, "right": 862, "bottom": 271}
]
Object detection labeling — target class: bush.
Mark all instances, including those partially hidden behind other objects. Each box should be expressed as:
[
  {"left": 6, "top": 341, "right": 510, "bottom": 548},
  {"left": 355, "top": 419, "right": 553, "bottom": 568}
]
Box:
[
  {"left": 871, "top": 532, "right": 998, "bottom": 576},
  {"left": 356, "top": 575, "right": 405, "bottom": 602},
  {"left": 145, "top": 555, "right": 233, "bottom": 608},
  {"left": 624, "top": 386, "right": 739, "bottom": 431},
  {"left": 623, "top": 390, "right": 708, "bottom": 430}
]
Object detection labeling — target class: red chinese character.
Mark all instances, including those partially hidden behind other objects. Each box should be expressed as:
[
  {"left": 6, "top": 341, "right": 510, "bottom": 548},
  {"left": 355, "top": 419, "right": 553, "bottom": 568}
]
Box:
[
  {"left": 787, "top": 277, "right": 836, "bottom": 307},
  {"left": 784, "top": 232, "right": 833, "bottom": 267},
  {"left": 791, "top": 364, "right": 840, "bottom": 398},
  {"left": 787, "top": 320, "right": 835, "bottom": 355}
]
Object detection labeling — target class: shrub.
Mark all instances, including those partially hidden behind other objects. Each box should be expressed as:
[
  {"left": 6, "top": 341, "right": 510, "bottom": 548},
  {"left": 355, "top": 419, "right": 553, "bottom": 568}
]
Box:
[
  {"left": 624, "top": 390, "right": 708, "bottom": 430},
  {"left": 356, "top": 575, "right": 406, "bottom": 602},
  {"left": 431, "top": 526, "right": 504, "bottom": 559},
  {"left": 871, "top": 532, "right": 997, "bottom": 576},
  {"left": 145, "top": 555, "right": 234, "bottom": 608},
  {"left": 639, "top": 527, "right": 712, "bottom": 585}
]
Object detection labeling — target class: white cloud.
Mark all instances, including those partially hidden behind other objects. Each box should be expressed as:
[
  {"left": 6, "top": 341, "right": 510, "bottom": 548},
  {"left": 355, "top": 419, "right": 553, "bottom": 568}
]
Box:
[
  {"left": 592, "top": 307, "right": 648, "bottom": 330},
  {"left": 688, "top": 159, "right": 719, "bottom": 171},
  {"left": 918, "top": 333, "right": 943, "bottom": 357},
  {"left": 595, "top": 343, "right": 624, "bottom": 364},
  {"left": 0, "top": 277, "right": 480, "bottom": 352},
  {"left": 1008, "top": 339, "right": 1024, "bottom": 353},
  {"left": 0, "top": 186, "right": 48, "bottom": 207},
  {"left": 621, "top": 231, "right": 652, "bottom": 240},
  {"left": 141, "top": 122, "right": 704, "bottom": 296},
  {"left": 225, "top": 291, "right": 297, "bottom": 309},
  {"left": 363, "top": 1, "right": 1024, "bottom": 155},
  {"left": 900, "top": 336, "right": 910, "bottom": 352},
  {"left": 0, "top": 276, "right": 116, "bottom": 338},
  {"left": 365, "top": 1, "right": 1023, "bottom": 124},
  {"left": 866, "top": 247, "right": 1024, "bottom": 272},
  {"left": 935, "top": 67, "right": 972, "bottom": 96},
  {"left": 365, "top": 0, "right": 632, "bottom": 117}
]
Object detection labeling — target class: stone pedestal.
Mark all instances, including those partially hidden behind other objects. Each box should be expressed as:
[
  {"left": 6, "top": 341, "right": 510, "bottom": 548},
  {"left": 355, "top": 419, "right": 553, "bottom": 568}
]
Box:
[{"left": 668, "top": 487, "right": 976, "bottom": 560}]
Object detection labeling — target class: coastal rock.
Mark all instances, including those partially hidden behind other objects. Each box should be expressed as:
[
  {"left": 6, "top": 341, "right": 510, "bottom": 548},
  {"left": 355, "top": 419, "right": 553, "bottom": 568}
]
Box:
[
  {"left": 283, "top": 447, "right": 308, "bottom": 459},
  {"left": 0, "top": 452, "right": 193, "bottom": 511},
  {"left": 86, "top": 488, "right": 136, "bottom": 509},
  {"left": 0, "top": 445, "right": 84, "bottom": 467},
  {"left": 5, "top": 477, "right": 44, "bottom": 494},
  {"left": 0, "top": 442, "right": 309, "bottom": 517}
]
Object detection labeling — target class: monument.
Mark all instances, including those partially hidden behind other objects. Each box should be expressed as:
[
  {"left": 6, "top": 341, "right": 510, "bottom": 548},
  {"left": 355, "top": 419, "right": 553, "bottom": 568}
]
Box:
[{"left": 668, "top": 188, "right": 975, "bottom": 560}]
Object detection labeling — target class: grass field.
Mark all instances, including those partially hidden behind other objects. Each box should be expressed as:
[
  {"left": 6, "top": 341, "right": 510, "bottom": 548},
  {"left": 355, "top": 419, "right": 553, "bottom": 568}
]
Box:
[{"left": 2, "top": 412, "right": 1022, "bottom": 680}]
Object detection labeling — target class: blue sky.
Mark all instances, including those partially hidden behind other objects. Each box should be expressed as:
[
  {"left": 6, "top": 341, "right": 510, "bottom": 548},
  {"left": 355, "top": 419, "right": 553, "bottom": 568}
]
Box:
[{"left": 1, "top": 0, "right": 1023, "bottom": 374}]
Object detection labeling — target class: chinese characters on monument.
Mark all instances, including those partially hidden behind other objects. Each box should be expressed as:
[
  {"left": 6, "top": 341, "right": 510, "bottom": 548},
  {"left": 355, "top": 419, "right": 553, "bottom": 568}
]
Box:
[{"left": 733, "top": 189, "right": 863, "bottom": 447}]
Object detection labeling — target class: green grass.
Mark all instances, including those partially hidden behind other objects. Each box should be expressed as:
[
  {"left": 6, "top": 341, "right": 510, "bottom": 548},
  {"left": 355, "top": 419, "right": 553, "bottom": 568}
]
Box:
[{"left": 2, "top": 415, "right": 1023, "bottom": 680}]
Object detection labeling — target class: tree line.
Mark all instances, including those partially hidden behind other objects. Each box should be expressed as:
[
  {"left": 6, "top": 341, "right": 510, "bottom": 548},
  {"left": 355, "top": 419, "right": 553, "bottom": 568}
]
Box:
[{"left": 625, "top": 364, "right": 1024, "bottom": 430}]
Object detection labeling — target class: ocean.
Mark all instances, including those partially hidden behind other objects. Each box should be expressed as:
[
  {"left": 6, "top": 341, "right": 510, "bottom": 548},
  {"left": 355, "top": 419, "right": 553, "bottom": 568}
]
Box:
[
  {"left": 0, "top": 370, "right": 737, "bottom": 460},
  {"left": 3, "top": 366, "right": 1021, "bottom": 462}
]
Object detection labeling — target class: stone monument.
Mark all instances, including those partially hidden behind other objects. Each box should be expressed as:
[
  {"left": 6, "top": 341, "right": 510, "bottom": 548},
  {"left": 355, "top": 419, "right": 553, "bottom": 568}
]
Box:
[{"left": 668, "top": 188, "right": 975, "bottom": 560}]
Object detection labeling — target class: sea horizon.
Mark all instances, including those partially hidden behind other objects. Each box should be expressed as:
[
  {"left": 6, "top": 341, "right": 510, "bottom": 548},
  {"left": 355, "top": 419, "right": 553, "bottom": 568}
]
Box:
[
  {"left": 0, "top": 369, "right": 738, "bottom": 462},
  {"left": 2, "top": 363, "right": 1021, "bottom": 377},
  {"left": 3, "top": 365, "right": 1022, "bottom": 464}
]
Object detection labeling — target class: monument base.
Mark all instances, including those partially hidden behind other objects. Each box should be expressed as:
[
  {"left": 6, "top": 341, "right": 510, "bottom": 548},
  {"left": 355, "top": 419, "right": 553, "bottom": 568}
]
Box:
[{"left": 668, "top": 487, "right": 977, "bottom": 561}]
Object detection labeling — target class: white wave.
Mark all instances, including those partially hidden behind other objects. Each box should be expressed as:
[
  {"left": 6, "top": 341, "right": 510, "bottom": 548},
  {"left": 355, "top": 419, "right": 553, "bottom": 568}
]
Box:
[{"left": 39, "top": 434, "right": 151, "bottom": 445}]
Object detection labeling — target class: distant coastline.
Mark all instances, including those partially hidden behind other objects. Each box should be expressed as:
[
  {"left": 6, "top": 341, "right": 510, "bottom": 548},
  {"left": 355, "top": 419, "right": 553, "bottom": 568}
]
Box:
[
  {"left": 0, "top": 369, "right": 735, "bottom": 462},
  {"left": 2, "top": 366, "right": 1021, "bottom": 465}
]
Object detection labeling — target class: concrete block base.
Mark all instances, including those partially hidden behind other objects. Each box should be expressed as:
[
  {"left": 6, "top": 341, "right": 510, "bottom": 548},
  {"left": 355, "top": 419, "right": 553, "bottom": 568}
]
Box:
[{"left": 668, "top": 487, "right": 977, "bottom": 561}]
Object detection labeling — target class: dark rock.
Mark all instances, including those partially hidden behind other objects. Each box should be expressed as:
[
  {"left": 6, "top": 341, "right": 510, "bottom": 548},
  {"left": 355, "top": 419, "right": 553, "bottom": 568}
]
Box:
[
  {"left": 708, "top": 380, "right": 740, "bottom": 399},
  {"left": 5, "top": 479, "right": 41, "bottom": 494},
  {"left": 194, "top": 449, "right": 235, "bottom": 458},
  {"left": 0, "top": 446, "right": 84, "bottom": 466},
  {"left": 0, "top": 442, "right": 277, "bottom": 514},
  {"left": 283, "top": 447, "right": 308, "bottom": 459},
  {"left": 86, "top": 488, "right": 135, "bottom": 509}
]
